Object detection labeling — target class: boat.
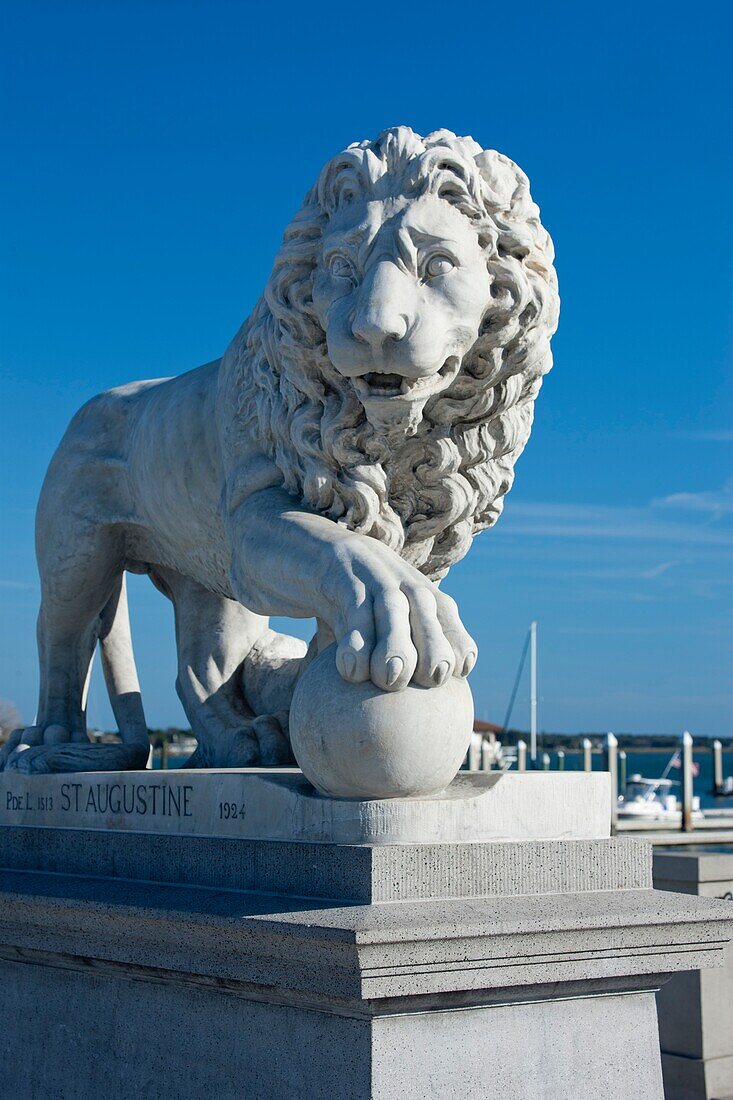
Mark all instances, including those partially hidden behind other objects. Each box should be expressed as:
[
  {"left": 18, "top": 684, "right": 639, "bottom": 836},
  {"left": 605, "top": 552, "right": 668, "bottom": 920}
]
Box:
[
  {"left": 465, "top": 730, "right": 514, "bottom": 771},
  {"left": 713, "top": 775, "right": 733, "bottom": 796},
  {"left": 617, "top": 774, "right": 703, "bottom": 822}
]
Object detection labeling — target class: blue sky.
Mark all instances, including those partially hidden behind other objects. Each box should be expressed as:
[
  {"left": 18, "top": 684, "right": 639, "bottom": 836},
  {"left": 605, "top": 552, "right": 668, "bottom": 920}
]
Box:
[{"left": 1, "top": 0, "right": 731, "bottom": 736}]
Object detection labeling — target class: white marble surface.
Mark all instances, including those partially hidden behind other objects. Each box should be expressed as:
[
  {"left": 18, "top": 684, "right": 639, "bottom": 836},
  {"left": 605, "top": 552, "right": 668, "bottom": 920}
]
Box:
[
  {"left": 3, "top": 126, "right": 558, "bottom": 799},
  {"left": 289, "top": 643, "right": 473, "bottom": 798},
  {"left": 0, "top": 768, "right": 609, "bottom": 844}
]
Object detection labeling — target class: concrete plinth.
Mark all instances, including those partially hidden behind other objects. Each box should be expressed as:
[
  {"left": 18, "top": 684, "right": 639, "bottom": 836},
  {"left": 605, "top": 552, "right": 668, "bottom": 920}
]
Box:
[
  {"left": 0, "top": 767, "right": 610, "bottom": 843},
  {"left": 654, "top": 847, "right": 733, "bottom": 1100},
  {"left": 1, "top": 771, "right": 731, "bottom": 1099}
]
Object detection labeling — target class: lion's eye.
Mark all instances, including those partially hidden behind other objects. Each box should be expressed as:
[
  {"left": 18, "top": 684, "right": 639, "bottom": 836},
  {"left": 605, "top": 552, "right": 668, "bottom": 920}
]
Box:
[
  {"left": 328, "top": 255, "right": 356, "bottom": 283},
  {"left": 425, "top": 254, "right": 455, "bottom": 279}
]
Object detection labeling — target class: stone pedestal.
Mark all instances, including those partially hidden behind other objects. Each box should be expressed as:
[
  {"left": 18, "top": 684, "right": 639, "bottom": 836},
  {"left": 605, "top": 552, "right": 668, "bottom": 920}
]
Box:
[
  {"left": 1, "top": 771, "right": 731, "bottom": 1099},
  {"left": 654, "top": 847, "right": 733, "bottom": 1100}
]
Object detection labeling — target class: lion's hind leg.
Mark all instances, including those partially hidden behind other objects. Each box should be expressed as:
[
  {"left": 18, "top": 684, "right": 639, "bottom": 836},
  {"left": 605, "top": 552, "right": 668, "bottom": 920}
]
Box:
[
  {"left": 158, "top": 570, "right": 294, "bottom": 768},
  {"left": 1, "top": 541, "right": 149, "bottom": 774}
]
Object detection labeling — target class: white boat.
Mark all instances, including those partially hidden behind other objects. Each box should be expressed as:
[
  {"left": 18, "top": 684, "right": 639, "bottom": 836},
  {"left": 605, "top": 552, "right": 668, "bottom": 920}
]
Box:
[
  {"left": 617, "top": 774, "right": 703, "bottom": 821},
  {"left": 500, "top": 744, "right": 517, "bottom": 769},
  {"left": 164, "top": 736, "right": 198, "bottom": 758}
]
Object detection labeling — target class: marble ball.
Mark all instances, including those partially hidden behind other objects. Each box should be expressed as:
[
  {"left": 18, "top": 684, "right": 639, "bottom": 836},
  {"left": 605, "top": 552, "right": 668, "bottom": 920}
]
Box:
[{"left": 289, "top": 643, "right": 474, "bottom": 800}]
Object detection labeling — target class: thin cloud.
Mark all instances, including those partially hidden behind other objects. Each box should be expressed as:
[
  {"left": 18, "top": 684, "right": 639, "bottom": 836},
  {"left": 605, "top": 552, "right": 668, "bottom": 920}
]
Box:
[
  {"left": 652, "top": 481, "right": 733, "bottom": 520},
  {"left": 674, "top": 430, "right": 733, "bottom": 443},
  {"left": 498, "top": 500, "right": 733, "bottom": 545},
  {"left": 641, "top": 561, "right": 677, "bottom": 578},
  {"left": 481, "top": 562, "right": 679, "bottom": 582},
  {"left": 557, "top": 624, "right": 728, "bottom": 637}
]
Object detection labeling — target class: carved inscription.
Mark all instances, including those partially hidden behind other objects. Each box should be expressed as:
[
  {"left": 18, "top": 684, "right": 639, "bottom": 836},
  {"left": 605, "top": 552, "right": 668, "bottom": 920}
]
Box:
[
  {"left": 5, "top": 780, "right": 193, "bottom": 819},
  {"left": 6, "top": 792, "right": 54, "bottom": 812}
]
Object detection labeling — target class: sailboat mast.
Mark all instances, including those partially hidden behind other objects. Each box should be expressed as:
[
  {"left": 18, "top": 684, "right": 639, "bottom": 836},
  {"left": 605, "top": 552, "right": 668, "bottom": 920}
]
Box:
[{"left": 530, "top": 620, "right": 538, "bottom": 764}]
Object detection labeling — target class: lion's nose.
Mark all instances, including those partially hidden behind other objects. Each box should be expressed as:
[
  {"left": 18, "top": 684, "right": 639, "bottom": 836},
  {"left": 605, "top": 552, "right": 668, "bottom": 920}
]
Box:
[
  {"left": 352, "top": 312, "right": 408, "bottom": 346},
  {"left": 351, "top": 262, "right": 410, "bottom": 348}
]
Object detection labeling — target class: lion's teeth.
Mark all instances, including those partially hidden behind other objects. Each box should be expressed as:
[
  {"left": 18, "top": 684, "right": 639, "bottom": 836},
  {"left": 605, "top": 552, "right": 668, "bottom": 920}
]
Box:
[{"left": 362, "top": 371, "right": 403, "bottom": 396}]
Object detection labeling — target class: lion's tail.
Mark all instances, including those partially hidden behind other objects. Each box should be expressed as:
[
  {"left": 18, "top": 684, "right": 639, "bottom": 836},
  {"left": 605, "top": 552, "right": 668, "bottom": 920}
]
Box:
[{"left": 96, "top": 573, "right": 151, "bottom": 765}]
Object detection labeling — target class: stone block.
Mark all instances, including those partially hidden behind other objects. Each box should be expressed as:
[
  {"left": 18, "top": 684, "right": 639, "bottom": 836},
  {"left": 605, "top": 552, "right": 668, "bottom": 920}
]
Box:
[
  {"left": 0, "top": 826, "right": 649, "bottom": 902},
  {"left": 654, "top": 846, "right": 733, "bottom": 1100},
  {"left": 0, "top": 768, "right": 611, "bottom": 843},
  {"left": 0, "top": 956, "right": 666, "bottom": 1100},
  {"left": 0, "top": 774, "right": 731, "bottom": 1098}
]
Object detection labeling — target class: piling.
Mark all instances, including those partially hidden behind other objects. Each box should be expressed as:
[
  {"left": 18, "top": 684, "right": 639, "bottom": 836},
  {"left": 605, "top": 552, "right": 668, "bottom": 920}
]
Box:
[
  {"left": 517, "top": 740, "right": 527, "bottom": 772},
  {"left": 681, "top": 730, "right": 694, "bottom": 833},
  {"left": 481, "top": 741, "right": 493, "bottom": 772},
  {"left": 582, "top": 738, "right": 592, "bottom": 773},
  {"left": 606, "top": 733, "right": 618, "bottom": 833},
  {"left": 618, "top": 750, "right": 627, "bottom": 794},
  {"left": 161, "top": 740, "right": 169, "bottom": 770},
  {"left": 713, "top": 739, "right": 724, "bottom": 794},
  {"left": 557, "top": 750, "right": 565, "bottom": 771}
]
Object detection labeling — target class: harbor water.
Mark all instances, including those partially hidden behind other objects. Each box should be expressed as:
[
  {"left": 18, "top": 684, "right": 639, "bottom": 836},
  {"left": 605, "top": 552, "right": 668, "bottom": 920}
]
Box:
[
  {"left": 540, "top": 747, "right": 733, "bottom": 810},
  {"left": 154, "top": 742, "right": 733, "bottom": 810}
]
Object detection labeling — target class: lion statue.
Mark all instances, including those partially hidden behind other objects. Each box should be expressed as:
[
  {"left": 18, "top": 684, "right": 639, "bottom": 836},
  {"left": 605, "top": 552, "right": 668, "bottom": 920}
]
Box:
[{"left": 1, "top": 126, "right": 559, "bottom": 774}]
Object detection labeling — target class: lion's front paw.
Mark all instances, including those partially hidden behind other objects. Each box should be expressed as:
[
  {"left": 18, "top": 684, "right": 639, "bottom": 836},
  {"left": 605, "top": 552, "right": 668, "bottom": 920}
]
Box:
[{"left": 327, "top": 538, "right": 478, "bottom": 693}]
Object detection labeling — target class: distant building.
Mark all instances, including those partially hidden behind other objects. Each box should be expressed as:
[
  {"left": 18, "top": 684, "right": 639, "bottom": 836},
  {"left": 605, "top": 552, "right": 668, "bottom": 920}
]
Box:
[{"left": 473, "top": 719, "right": 503, "bottom": 736}]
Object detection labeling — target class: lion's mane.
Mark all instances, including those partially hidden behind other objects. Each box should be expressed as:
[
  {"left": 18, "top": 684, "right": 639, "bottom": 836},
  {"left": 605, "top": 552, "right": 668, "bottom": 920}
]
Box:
[{"left": 222, "top": 127, "right": 559, "bottom": 580}]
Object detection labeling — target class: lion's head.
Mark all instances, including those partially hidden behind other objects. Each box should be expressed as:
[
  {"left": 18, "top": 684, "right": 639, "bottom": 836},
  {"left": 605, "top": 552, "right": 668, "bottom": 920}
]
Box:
[{"left": 223, "top": 127, "right": 559, "bottom": 579}]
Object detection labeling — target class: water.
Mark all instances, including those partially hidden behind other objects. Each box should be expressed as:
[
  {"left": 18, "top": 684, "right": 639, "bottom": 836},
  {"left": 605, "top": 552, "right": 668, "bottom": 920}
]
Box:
[
  {"left": 538, "top": 747, "right": 733, "bottom": 810},
  {"left": 153, "top": 742, "right": 733, "bottom": 811}
]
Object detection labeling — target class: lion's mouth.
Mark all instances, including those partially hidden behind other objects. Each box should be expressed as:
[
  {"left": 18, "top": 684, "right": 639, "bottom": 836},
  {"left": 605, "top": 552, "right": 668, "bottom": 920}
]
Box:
[
  {"left": 361, "top": 372, "right": 404, "bottom": 396},
  {"left": 354, "top": 358, "right": 460, "bottom": 400}
]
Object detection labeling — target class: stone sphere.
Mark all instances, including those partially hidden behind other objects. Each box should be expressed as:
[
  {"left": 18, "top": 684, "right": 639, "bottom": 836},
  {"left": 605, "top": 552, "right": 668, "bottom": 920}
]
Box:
[{"left": 289, "top": 643, "right": 474, "bottom": 800}]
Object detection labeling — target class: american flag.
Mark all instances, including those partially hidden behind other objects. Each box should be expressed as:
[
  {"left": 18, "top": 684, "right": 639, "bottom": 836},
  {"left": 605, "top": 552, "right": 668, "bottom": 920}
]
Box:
[{"left": 670, "top": 751, "right": 701, "bottom": 777}]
